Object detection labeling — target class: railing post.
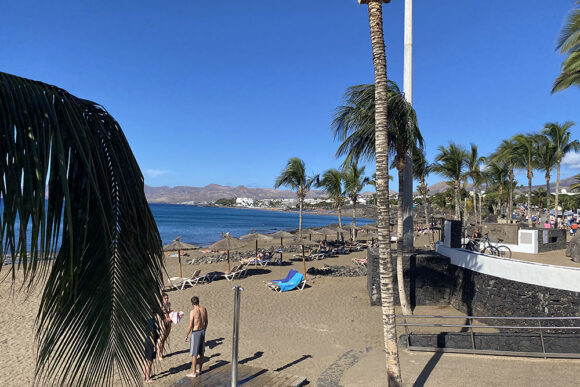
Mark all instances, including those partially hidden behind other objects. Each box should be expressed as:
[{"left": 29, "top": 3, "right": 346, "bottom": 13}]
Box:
[
  {"left": 232, "top": 286, "right": 244, "bottom": 387},
  {"left": 469, "top": 317, "right": 476, "bottom": 354},
  {"left": 538, "top": 320, "right": 546, "bottom": 359}
]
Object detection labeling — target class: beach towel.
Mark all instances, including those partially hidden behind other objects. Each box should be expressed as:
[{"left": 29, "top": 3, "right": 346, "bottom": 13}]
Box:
[{"left": 169, "top": 311, "right": 185, "bottom": 324}]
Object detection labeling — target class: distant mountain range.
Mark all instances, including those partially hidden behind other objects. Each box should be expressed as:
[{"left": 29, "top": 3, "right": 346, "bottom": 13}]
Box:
[
  {"left": 144, "top": 184, "right": 328, "bottom": 204},
  {"left": 144, "top": 175, "right": 578, "bottom": 204}
]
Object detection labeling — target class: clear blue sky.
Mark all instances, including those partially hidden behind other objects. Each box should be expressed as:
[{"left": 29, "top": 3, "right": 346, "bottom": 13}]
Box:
[{"left": 2, "top": 1, "right": 579, "bottom": 191}]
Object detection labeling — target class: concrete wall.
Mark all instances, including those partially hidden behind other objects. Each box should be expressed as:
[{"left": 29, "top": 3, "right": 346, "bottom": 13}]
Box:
[{"left": 436, "top": 244, "right": 580, "bottom": 292}]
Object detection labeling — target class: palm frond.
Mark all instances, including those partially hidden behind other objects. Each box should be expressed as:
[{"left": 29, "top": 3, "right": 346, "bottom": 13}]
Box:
[{"left": 0, "top": 71, "right": 164, "bottom": 386}]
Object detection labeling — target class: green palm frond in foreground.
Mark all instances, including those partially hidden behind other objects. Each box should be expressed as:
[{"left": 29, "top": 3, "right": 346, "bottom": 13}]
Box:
[{"left": 0, "top": 71, "right": 164, "bottom": 386}]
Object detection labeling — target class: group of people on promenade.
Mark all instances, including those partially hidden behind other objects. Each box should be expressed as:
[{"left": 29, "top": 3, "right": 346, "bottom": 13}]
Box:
[{"left": 144, "top": 294, "right": 209, "bottom": 383}]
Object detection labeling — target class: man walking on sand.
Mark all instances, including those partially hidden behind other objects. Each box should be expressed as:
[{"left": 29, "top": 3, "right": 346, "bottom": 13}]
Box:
[{"left": 185, "top": 296, "right": 208, "bottom": 378}]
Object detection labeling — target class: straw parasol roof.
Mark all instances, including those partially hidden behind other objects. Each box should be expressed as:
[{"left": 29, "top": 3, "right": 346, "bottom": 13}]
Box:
[
  {"left": 163, "top": 237, "right": 199, "bottom": 278},
  {"left": 208, "top": 233, "right": 246, "bottom": 272},
  {"left": 240, "top": 232, "right": 273, "bottom": 267}
]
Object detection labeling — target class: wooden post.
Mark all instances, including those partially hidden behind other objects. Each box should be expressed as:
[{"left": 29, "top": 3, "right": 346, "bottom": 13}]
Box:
[
  {"left": 301, "top": 244, "right": 307, "bottom": 279},
  {"left": 227, "top": 250, "right": 231, "bottom": 273},
  {"left": 255, "top": 240, "right": 258, "bottom": 267},
  {"left": 178, "top": 249, "right": 182, "bottom": 278}
]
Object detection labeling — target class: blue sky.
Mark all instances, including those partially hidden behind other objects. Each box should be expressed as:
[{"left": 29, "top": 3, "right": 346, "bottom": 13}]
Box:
[{"left": 2, "top": 1, "right": 579, "bottom": 191}]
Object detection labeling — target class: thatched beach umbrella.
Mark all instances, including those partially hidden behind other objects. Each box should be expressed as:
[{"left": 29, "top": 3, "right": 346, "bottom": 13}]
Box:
[
  {"left": 301, "top": 228, "right": 324, "bottom": 241},
  {"left": 208, "top": 233, "right": 246, "bottom": 273},
  {"left": 163, "top": 237, "right": 199, "bottom": 278},
  {"left": 360, "top": 223, "right": 378, "bottom": 231},
  {"left": 240, "top": 232, "right": 273, "bottom": 267},
  {"left": 269, "top": 230, "right": 294, "bottom": 261},
  {"left": 288, "top": 238, "right": 318, "bottom": 279},
  {"left": 320, "top": 227, "right": 339, "bottom": 242}
]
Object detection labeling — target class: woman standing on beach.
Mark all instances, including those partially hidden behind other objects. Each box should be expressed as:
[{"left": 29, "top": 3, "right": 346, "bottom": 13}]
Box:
[{"left": 157, "top": 293, "right": 173, "bottom": 359}]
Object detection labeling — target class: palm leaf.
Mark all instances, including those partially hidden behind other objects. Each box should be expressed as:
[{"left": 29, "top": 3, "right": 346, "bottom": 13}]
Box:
[{"left": 0, "top": 71, "right": 164, "bottom": 386}]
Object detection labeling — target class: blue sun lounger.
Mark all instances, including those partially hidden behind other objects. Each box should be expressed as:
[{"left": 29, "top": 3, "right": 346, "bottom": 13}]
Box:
[{"left": 267, "top": 272, "right": 306, "bottom": 292}]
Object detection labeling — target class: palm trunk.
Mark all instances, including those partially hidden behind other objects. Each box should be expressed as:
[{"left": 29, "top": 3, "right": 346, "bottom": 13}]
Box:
[
  {"left": 338, "top": 204, "right": 343, "bottom": 228},
  {"left": 527, "top": 171, "right": 533, "bottom": 227},
  {"left": 397, "top": 168, "right": 412, "bottom": 314},
  {"left": 545, "top": 173, "right": 551, "bottom": 212},
  {"left": 509, "top": 168, "right": 514, "bottom": 220},
  {"left": 365, "top": 1, "right": 402, "bottom": 385},
  {"left": 454, "top": 181, "right": 461, "bottom": 219},
  {"left": 299, "top": 197, "right": 303, "bottom": 238},
  {"left": 555, "top": 163, "right": 561, "bottom": 228},
  {"left": 421, "top": 184, "right": 430, "bottom": 245}
]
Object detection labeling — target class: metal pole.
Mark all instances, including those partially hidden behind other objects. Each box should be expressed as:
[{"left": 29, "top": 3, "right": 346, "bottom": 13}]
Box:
[
  {"left": 231, "top": 286, "right": 244, "bottom": 387},
  {"left": 402, "top": 0, "right": 414, "bottom": 253}
]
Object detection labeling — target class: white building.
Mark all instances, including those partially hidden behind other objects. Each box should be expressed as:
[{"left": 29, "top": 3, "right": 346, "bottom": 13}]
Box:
[{"left": 235, "top": 197, "right": 255, "bottom": 207}]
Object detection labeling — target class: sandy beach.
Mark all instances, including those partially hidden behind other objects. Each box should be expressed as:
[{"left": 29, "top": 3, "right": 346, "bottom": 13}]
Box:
[{"left": 0, "top": 235, "right": 578, "bottom": 386}]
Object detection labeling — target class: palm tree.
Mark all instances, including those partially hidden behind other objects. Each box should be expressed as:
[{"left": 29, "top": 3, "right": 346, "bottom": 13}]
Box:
[
  {"left": 332, "top": 82, "right": 420, "bottom": 319},
  {"left": 274, "top": 157, "right": 317, "bottom": 238},
  {"left": 414, "top": 149, "right": 431, "bottom": 238},
  {"left": 485, "top": 161, "right": 510, "bottom": 215},
  {"left": 343, "top": 162, "right": 370, "bottom": 231},
  {"left": 491, "top": 139, "right": 519, "bottom": 220},
  {"left": 358, "top": 0, "right": 402, "bottom": 384},
  {"left": 552, "top": 1, "right": 580, "bottom": 93},
  {"left": 542, "top": 121, "right": 579, "bottom": 227},
  {"left": 432, "top": 143, "right": 468, "bottom": 220},
  {"left": 512, "top": 134, "right": 539, "bottom": 226},
  {"left": 534, "top": 134, "right": 557, "bottom": 213},
  {"left": 465, "top": 143, "right": 486, "bottom": 222},
  {"left": 318, "top": 168, "right": 345, "bottom": 227},
  {"left": 0, "top": 72, "right": 163, "bottom": 386},
  {"left": 571, "top": 174, "right": 580, "bottom": 191}
]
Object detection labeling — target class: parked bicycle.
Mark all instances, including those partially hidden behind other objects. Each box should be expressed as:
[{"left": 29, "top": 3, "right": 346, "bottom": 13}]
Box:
[{"left": 465, "top": 233, "right": 512, "bottom": 258}]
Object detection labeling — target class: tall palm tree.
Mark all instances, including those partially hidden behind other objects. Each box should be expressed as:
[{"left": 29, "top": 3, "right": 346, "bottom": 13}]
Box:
[
  {"left": 432, "top": 143, "right": 468, "bottom": 220},
  {"left": 332, "top": 82, "right": 419, "bottom": 319},
  {"left": 552, "top": 1, "right": 580, "bottom": 93},
  {"left": 358, "top": 0, "right": 402, "bottom": 384},
  {"left": 343, "top": 162, "right": 370, "bottom": 230},
  {"left": 534, "top": 134, "right": 557, "bottom": 213},
  {"left": 542, "top": 121, "right": 579, "bottom": 227},
  {"left": 466, "top": 143, "right": 486, "bottom": 222},
  {"left": 0, "top": 72, "right": 163, "bottom": 386},
  {"left": 274, "top": 157, "right": 317, "bottom": 238},
  {"left": 318, "top": 168, "right": 345, "bottom": 227},
  {"left": 512, "top": 134, "right": 539, "bottom": 226},
  {"left": 491, "top": 139, "right": 519, "bottom": 220}
]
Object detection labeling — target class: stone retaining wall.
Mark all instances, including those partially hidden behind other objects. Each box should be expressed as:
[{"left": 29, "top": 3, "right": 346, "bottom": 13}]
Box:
[{"left": 367, "top": 249, "right": 580, "bottom": 325}]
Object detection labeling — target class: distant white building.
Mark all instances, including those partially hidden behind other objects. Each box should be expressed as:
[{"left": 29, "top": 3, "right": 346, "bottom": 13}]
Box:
[{"left": 236, "top": 197, "right": 255, "bottom": 207}]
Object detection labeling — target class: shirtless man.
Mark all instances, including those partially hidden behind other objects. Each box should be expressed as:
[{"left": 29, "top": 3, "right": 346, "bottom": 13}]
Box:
[{"left": 184, "top": 296, "right": 208, "bottom": 378}]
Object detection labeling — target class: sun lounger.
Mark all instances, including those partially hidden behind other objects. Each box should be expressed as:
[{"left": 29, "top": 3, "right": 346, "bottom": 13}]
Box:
[
  {"left": 264, "top": 269, "right": 298, "bottom": 286},
  {"left": 267, "top": 272, "right": 306, "bottom": 292},
  {"left": 223, "top": 265, "right": 244, "bottom": 281},
  {"left": 166, "top": 276, "right": 185, "bottom": 291},
  {"left": 180, "top": 270, "right": 209, "bottom": 289}
]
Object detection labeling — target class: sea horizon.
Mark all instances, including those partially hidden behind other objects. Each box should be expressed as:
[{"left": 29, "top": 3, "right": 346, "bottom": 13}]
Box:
[{"left": 150, "top": 203, "right": 374, "bottom": 247}]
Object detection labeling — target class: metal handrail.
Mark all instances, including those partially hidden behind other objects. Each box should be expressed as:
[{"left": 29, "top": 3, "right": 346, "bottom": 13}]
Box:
[
  {"left": 395, "top": 314, "right": 580, "bottom": 359},
  {"left": 397, "top": 314, "right": 580, "bottom": 320}
]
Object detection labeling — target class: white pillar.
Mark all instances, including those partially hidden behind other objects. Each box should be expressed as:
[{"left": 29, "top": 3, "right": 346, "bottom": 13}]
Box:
[{"left": 402, "top": 0, "right": 414, "bottom": 251}]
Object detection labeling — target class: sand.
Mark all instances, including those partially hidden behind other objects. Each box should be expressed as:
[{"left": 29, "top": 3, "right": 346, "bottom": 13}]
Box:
[{"left": 0, "top": 234, "right": 578, "bottom": 386}]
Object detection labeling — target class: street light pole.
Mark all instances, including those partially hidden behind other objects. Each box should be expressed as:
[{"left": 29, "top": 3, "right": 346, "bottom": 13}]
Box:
[{"left": 402, "top": 0, "right": 414, "bottom": 252}]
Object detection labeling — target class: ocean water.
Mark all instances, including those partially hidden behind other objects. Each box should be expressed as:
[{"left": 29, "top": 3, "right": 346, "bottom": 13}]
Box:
[{"left": 150, "top": 204, "right": 374, "bottom": 247}]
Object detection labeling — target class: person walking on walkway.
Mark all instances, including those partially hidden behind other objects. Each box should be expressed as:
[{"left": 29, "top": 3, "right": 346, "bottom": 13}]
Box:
[{"left": 185, "top": 296, "right": 208, "bottom": 378}]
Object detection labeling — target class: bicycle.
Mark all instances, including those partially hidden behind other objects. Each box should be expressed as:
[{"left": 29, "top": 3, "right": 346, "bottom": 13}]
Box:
[{"left": 465, "top": 233, "right": 512, "bottom": 258}]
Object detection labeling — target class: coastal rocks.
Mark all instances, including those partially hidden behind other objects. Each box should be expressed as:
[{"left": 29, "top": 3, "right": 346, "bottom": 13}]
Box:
[{"left": 307, "top": 264, "right": 365, "bottom": 277}]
